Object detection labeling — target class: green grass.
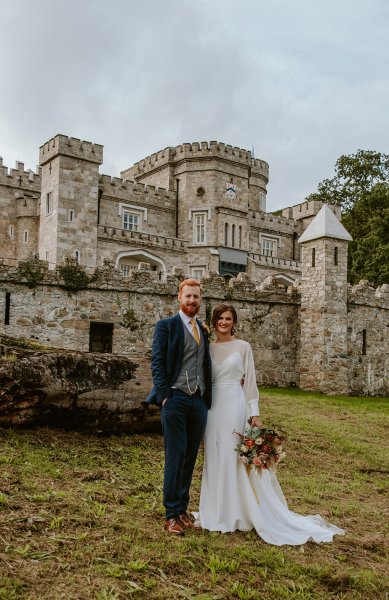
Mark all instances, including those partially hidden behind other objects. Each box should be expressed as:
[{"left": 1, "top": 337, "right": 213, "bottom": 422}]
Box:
[{"left": 0, "top": 387, "right": 388, "bottom": 599}]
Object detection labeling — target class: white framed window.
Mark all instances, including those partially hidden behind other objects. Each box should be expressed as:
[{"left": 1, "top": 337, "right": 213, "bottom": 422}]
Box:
[
  {"left": 123, "top": 211, "right": 140, "bottom": 232},
  {"left": 23, "top": 230, "right": 28, "bottom": 243},
  {"left": 75, "top": 250, "right": 80, "bottom": 264},
  {"left": 193, "top": 212, "right": 207, "bottom": 244},
  {"left": 121, "top": 264, "right": 130, "bottom": 277},
  {"left": 8, "top": 224, "right": 14, "bottom": 237},
  {"left": 191, "top": 266, "right": 206, "bottom": 279},
  {"left": 68, "top": 209, "right": 75, "bottom": 222},
  {"left": 45, "top": 192, "right": 53, "bottom": 215},
  {"left": 262, "top": 237, "right": 277, "bottom": 257}
]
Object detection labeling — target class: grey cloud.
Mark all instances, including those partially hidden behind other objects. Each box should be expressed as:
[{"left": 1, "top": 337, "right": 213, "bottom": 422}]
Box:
[{"left": 0, "top": 0, "right": 388, "bottom": 210}]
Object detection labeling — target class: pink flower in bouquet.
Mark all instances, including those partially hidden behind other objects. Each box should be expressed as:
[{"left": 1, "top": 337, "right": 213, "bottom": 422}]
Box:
[{"left": 235, "top": 424, "right": 287, "bottom": 474}]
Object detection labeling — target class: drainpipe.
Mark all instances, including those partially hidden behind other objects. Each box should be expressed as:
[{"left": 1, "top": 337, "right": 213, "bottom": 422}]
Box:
[
  {"left": 292, "top": 232, "right": 297, "bottom": 261},
  {"left": 97, "top": 189, "right": 103, "bottom": 225},
  {"left": 175, "top": 179, "right": 180, "bottom": 239}
]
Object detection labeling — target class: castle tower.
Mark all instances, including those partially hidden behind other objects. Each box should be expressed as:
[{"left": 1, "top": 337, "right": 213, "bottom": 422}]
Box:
[
  {"left": 38, "top": 135, "right": 103, "bottom": 268},
  {"left": 121, "top": 142, "right": 269, "bottom": 277},
  {"left": 298, "top": 204, "right": 352, "bottom": 394}
]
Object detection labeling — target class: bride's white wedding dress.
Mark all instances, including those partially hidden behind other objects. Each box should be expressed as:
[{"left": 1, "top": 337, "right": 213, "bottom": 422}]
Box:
[{"left": 196, "top": 340, "right": 344, "bottom": 545}]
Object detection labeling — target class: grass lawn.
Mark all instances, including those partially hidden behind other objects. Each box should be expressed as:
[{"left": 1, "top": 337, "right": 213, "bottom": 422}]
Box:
[{"left": 0, "top": 388, "right": 388, "bottom": 599}]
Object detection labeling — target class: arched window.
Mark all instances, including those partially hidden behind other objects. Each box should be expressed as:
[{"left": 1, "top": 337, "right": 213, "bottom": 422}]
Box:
[{"left": 75, "top": 250, "right": 81, "bottom": 264}]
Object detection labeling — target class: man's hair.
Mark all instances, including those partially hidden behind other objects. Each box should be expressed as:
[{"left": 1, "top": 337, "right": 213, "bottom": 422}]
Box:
[{"left": 178, "top": 278, "right": 201, "bottom": 295}]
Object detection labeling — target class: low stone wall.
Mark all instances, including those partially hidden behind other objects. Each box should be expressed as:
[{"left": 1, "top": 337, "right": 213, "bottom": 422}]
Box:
[
  {"left": 0, "top": 265, "right": 388, "bottom": 397},
  {"left": 0, "top": 268, "right": 300, "bottom": 401}
]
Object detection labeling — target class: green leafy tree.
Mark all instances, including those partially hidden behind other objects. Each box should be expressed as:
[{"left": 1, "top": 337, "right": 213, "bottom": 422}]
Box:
[
  {"left": 342, "top": 184, "right": 389, "bottom": 286},
  {"left": 307, "top": 150, "right": 389, "bottom": 211},
  {"left": 306, "top": 150, "right": 389, "bottom": 286}
]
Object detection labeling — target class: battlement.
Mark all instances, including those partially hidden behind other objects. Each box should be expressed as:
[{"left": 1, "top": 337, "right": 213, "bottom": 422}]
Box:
[
  {"left": 99, "top": 175, "right": 175, "bottom": 199},
  {"left": 126, "top": 141, "right": 269, "bottom": 180},
  {"left": 97, "top": 225, "right": 186, "bottom": 252},
  {"left": 248, "top": 252, "right": 301, "bottom": 272},
  {"left": 0, "top": 158, "right": 41, "bottom": 192},
  {"left": 250, "top": 209, "right": 300, "bottom": 233},
  {"left": 348, "top": 280, "right": 389, "bottom": 307},
  {"left": 282, "top": 200, "right": 341, "bottom": 221},
  {"left": 39, "top": 134, "right": 104, "bottom": 166}
]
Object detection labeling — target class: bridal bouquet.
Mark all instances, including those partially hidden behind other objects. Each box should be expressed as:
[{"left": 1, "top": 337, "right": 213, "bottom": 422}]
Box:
[{"left": 235, "top": 424, "right": 286, "bottom": 472}]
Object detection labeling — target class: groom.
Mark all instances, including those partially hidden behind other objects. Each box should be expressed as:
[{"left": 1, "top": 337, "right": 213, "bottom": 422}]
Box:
[{"left": 147, "top": 278, "right": 212, "bottom": 535}]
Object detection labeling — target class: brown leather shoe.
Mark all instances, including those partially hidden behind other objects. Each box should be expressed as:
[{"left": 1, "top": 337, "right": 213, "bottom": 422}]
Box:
[
  {"left": 164, "top": 517, "right": 185, "bottom": 535},
  {"left": 179, "top": 512, "right": 202, "bottom": 530}
]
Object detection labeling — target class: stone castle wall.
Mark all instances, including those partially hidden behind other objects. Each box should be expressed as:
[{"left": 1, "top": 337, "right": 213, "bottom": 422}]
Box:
[
  {"left": 1, "top": 134, "right": 337, "bottom": 285},
  {"left": 0, "top": 264, "right": 387, "bottom": 397},
  {"left": 347, "top": 280, "right": 389, "bottom": 396},
  {"left": 0, "top": 158, "right": 41, "bottom": 264}
]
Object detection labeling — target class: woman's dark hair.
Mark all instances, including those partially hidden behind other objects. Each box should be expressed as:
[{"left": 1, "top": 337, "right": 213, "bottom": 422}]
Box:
[{"left": 211, "top": 304, "right": 238, "bottom": 332}]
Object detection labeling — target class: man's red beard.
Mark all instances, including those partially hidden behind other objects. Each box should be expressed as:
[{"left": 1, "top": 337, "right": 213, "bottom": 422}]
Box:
[{"left": 180, "top": 304, "right": 199, "bottom": 317}]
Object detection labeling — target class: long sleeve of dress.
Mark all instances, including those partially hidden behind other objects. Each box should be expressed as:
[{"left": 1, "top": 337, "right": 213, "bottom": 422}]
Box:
[{"left": 242, "top": 342, "right": 260, "bottom": 417}]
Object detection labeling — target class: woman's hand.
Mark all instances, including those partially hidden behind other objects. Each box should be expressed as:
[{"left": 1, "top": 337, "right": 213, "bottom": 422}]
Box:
[{"left": 250, "top": 416, "right": 263, "bottom": 428}]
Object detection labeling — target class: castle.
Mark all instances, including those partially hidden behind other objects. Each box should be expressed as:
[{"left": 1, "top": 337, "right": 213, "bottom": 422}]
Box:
[
  {"left": 0, "top": 134, "right": 339, "bottom": 283},
  {"left": 0, "top": 135, "right": 387, "bottom": 398}
]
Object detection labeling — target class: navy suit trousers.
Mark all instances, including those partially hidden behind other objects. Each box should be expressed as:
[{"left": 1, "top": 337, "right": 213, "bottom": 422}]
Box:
[{"left": 161, "top": 388, "right": 208, "bottom": 519}]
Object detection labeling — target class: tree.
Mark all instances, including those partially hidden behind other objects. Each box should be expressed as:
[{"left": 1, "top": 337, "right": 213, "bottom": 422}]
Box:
[
  {"left": 307, "top": 150, "right": 389, "bottom": 211},
  {"left": 306, "top": 151, "right": 389, "bottom": 286},
  {"left": 342, "top": 184, "right": 389, "bottom": 286}
]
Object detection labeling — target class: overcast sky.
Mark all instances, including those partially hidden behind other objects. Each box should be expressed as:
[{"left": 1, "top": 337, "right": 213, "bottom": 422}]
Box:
[{"left": 1, "top": 0, "right": 388, "bottom": 210}]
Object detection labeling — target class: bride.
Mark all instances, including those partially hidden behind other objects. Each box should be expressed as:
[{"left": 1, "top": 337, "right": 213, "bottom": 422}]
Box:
[{"left": 196, "top": 304, "right": 344, "bottom": 545}]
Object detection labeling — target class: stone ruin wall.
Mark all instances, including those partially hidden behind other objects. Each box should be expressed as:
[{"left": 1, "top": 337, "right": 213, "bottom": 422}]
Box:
[
  {"left": 0, "top": 265, "right": 387, "bottom": 398},
  {"left": 347, "top": 280, "right": 389, "bottom": 396},
  {"left": 0, "top": 267, "right": 300, "bottom": 405}
]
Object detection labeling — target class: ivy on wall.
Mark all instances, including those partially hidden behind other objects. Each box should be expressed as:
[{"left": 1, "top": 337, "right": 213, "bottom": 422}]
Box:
[
  {"left": 17, "top": 256, "right": 47, "bottom": 289},
  {"left": 55, "top": 257, "right": 92, "bottom": 292},
  {"left": 116, "top": 295, "right": 147, "bottom": 331}
]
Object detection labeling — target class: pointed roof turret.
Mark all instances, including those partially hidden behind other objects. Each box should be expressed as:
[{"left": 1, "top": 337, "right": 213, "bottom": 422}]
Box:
[{"left": 297, "top": 204, "right": 352, "bottom": 243}]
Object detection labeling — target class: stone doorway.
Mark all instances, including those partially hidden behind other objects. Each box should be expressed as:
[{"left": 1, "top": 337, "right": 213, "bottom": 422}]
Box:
[{"left": 89, "top": 322, "right": 113, "bottom": 353}]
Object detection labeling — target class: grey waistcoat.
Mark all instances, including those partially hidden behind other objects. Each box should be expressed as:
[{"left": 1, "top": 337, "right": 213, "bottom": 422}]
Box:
[{"left": 173, "top": 323, "right": 205, "bottom": 395}]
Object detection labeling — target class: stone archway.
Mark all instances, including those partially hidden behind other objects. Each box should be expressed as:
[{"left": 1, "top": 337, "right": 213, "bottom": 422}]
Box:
[
  {"left": 273, "top": 272, "right": 296, "bottom": 287},
  {"left": 115, "top": 249, "right": 167, "bottom": 277}
]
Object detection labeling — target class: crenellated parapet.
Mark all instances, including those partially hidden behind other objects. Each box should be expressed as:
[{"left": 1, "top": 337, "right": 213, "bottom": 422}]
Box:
[
  {"left": 98, "top": 174, "right": 176, "bottom": 207},
  {"left": 0, "top": 261, "right": 297, "bottom": 302},
  {"left": 97, "top": 225, "right": 187, "bottom": 252},
  {"left": 0, "top": 158, "right": 41, "bottom": 192},
  {"left": 348, "top": 280, "right": 389, "bottom": 308},
  {"left": 125, "top": 141, "right": 269, "bottom": 180},
  {"left": 39, "top": 134, "right": 104, "bottom": 166},
  {"left": 282, "top": 200, "right": 341, "bottom": 221},
  {"left": 249, "top": 210, "right": 301, "bottom": 234},
  {"left": 248, "top": 253, "right": 301, "bottom": 272}
]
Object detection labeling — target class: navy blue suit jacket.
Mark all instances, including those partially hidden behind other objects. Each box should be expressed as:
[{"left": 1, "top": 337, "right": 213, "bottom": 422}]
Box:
[{"left": 146, "top": 314, "right": 212, "bottom": 409}]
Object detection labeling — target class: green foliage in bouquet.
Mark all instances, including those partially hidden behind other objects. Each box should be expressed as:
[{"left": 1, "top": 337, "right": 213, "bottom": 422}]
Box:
[{"left": 235, "top": 425, "right": 287, "bottom": 472}]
